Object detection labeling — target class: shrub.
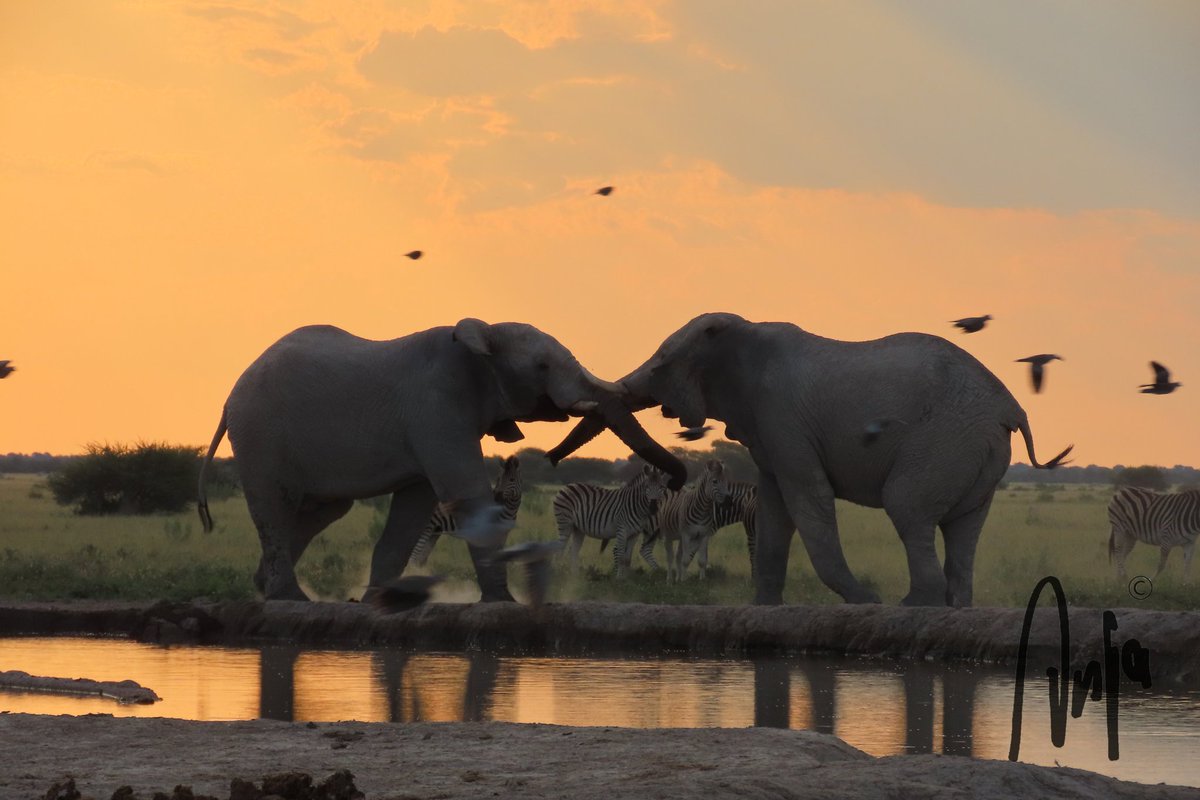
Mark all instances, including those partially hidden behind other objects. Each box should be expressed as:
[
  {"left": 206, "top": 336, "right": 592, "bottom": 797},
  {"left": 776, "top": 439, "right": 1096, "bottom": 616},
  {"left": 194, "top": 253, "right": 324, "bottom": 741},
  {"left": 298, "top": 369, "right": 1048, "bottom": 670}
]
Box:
[
  {"left": 48, "top": 442, "right": 204, "bottom": 515},
  {"left": 1114, "top": 465, "right": 1168, "bottom": 492}
]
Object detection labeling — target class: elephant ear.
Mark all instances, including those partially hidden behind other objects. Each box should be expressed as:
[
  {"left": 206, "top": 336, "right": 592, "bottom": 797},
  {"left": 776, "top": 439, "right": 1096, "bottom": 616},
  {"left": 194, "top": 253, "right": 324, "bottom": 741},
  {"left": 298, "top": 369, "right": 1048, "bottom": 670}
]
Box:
[{"left": 453, "top": 318, "right": 492, "bottom": 356}]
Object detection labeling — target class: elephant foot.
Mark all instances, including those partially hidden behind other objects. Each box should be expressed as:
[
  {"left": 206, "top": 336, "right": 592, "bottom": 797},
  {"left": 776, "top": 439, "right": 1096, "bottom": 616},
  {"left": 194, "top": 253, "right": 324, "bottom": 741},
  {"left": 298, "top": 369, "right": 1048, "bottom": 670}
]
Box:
[
  {"left": 900, "top": 589, "right": 945, "bottom": 607},
  {"left": 479, "top": 588, "right": 517, "bottom": 603},
  {"left": 265, "top": 584, "right": 311, "bottom": 602},
  {"left": 753, "top": 591, "right": 784, "bottom": 606},
  {"left": 842, "top": 587, "right": 882, "bottom": 604}
]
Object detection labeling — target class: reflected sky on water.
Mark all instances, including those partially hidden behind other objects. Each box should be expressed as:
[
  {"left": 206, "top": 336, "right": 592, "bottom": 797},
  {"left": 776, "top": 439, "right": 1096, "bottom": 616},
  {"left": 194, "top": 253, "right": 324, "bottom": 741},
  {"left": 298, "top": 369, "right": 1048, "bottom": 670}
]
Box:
[{"left": 2, "top": 637, "right": 1199, "bottom": 787}]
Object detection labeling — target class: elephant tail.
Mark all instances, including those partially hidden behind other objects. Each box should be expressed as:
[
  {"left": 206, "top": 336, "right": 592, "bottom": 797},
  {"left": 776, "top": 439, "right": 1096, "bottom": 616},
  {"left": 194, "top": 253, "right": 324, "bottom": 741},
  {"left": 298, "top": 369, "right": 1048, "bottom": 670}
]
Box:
[
  {"left": 197, "top": 408, "right": 228, "bottom": 534},
  {"left": 1017, "top": 419, "right": 1073, "bottom": 469}
]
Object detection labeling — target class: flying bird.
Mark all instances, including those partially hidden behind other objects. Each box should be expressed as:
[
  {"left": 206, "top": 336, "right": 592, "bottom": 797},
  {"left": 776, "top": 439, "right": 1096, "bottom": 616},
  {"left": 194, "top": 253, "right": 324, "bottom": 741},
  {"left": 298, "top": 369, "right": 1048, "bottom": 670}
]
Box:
[
  {"left": 676, "top": 425, "right": 713, "bottom": 442},
  {"left": 0, "top": 361, "right": 13, "bottom": 379},
  {"left": 594, "top": 186, "right": 614, "bottom": 197},
  {"left": 1140, "top": 362, "right": 1181, "bottom": 395},
  {"left": 862, "top": 418, "right": 907, "bottom": 446},
  {"left": 488, "top": 541, "right": 563, "bottom": 609},
  {"left": 445, "top": 502, "right": 516, "bottom": 549},
  {"left": 1015, "top": 354, "right": 1063, "bottom": 393},
  {"left": 951, "top": 315, "right": 992, "bottom": 334},
  {"left": 369, "top": 575, "right": 445, "bottom": 614},
  {"left": 404, "top": 250, "right": 423, "bottom": 260}
]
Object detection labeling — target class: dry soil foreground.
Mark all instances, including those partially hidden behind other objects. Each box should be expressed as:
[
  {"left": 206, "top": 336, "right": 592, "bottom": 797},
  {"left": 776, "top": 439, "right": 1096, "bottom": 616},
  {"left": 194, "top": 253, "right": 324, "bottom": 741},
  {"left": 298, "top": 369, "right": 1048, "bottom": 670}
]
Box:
[{"left": 1, "top": 714, "right": 1196, "bottom": 800}]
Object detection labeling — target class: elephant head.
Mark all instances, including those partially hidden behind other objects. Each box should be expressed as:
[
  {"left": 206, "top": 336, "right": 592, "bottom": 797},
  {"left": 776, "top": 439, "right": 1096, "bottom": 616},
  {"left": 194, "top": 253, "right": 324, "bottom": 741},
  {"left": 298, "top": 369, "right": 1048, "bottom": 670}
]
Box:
[
  {"left": 547, "top": 313, "right": 747, "bottom": 464},
  {"left": 452, "top": 319, "right": 687, "bottom": 489}
]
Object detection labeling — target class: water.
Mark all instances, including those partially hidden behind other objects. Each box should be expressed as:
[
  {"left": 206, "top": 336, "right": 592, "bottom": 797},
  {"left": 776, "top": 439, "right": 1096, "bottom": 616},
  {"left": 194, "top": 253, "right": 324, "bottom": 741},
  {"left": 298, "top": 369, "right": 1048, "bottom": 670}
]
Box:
[{"left": 2, "top": 637, "right": 1199, "bottom": 787}]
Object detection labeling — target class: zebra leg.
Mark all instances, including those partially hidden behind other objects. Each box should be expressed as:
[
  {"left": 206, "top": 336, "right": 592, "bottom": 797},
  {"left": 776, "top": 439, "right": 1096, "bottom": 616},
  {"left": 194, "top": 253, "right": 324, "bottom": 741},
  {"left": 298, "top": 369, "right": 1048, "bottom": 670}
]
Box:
[
  {"left": 698, "top": 534, "right": 711, "bottom": 579},
  {"left": 1154, "top": 544, "right": 1172, "bottom": 578},
  {"left": 566, "top": 528, "right": 585, "bottom": 572},
  {"left": 744, "top": 519, "right": 757, "bottom": 581},
  {"left": 411, "top": 531, "right": 439, "bottom": 567},
  {"left": 639, "top": 533, "right": 661, "bottom": 571},
  {"left": 1183, "top": 541, "right": 1196, "bottom": 582},
  {"left": 664, "top": 536, "right": 677, "bottom": 583},
  {"left": 1110, "top": 526, "right": 1135, "bottom": 580}
]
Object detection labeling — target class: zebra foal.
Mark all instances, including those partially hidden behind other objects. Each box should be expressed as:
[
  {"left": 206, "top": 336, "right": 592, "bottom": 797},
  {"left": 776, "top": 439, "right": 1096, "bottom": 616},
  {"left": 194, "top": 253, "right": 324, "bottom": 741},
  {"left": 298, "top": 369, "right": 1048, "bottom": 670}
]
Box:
[
  {"left": 411, "top": 455, "right": 523, "bottom": 566},
  {"left": 1108, "top": 486, "right": 1200, "bottom": 580},
  {"left": 554, "top": 465, "right": 669, "bottom": 573}
]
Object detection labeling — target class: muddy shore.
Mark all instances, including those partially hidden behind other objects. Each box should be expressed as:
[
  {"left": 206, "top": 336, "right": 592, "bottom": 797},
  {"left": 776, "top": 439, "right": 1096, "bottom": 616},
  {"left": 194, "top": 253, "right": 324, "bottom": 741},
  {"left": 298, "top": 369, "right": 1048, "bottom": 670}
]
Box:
[
  {"left": 2, "top": 599, "right": 1199, "bottom": 685},
  {"left": 2, "top": 714, "right": 1196, "bottom": 800}
]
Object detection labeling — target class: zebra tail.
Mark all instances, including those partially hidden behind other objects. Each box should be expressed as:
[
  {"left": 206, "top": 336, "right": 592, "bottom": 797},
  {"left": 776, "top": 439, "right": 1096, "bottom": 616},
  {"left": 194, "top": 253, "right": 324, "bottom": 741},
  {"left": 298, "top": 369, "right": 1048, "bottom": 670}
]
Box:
[
  {"left": 1017, "top": 419, "right": 1073, "bottom": 470},
  {"left": 197, "top": 407, "right": 228, "bottom": 534}
]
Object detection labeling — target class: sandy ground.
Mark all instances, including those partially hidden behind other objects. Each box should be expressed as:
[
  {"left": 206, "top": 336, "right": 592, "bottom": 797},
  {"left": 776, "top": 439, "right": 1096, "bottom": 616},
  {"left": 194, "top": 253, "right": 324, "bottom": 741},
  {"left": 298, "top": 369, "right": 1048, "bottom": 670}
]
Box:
[{"left": 2, "top": 714, "right": 1197, "bottom": 800}]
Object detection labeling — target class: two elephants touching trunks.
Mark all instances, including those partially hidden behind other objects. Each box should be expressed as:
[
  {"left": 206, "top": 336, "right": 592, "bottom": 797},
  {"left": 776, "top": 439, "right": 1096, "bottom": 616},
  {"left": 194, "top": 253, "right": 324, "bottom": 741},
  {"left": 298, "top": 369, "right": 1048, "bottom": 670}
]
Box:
[{"left": 199, "top": 313, "right": 1070, "bottom": 608}]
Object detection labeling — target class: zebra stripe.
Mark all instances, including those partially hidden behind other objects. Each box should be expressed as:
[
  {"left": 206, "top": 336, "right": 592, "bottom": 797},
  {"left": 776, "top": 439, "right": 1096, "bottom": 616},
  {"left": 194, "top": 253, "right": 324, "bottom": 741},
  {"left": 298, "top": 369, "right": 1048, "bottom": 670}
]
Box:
[
  {"left": 411, "top": 456, "right": 523, "bottom": 566},
  {"left": 554, "top": 465, "right": 668, "bottom": 573},
  {"left": 712, "top": 481, "right": 758, "bottom": 578},
  {"left": 1107, "top": 486, "right": 1200, "bottom": 580},
  {"left": 650, "top": 460, "right": 730, "bottom": 582}
]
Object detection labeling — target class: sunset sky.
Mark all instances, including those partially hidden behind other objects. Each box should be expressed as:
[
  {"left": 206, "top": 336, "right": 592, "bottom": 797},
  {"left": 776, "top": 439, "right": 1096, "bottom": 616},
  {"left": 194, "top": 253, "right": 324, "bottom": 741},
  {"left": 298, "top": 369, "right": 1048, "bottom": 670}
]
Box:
[{"left": 2, "top": 1, "right": 1197, "bottom": 467}]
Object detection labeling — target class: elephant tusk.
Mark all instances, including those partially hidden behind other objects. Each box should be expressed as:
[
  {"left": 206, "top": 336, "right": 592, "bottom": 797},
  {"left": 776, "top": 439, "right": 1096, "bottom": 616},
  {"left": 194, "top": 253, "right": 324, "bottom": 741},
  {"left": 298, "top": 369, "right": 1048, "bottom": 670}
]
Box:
[{"left": 570, "top": 400, "right": 600, "bottom": 413}]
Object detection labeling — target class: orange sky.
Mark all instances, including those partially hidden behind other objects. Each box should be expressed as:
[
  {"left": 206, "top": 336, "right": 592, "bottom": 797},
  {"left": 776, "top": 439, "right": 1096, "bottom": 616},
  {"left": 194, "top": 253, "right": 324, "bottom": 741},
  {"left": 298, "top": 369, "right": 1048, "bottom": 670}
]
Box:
[{"left": 1, "top": 1, "right": 1197, "bottom": 467}]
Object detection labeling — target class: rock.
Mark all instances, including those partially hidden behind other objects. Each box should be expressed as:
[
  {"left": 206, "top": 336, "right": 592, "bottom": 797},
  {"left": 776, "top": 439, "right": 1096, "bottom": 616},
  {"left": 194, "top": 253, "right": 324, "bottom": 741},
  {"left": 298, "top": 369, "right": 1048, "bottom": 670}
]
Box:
[
  {"left": 44, "top": 778, "right": 82, "bottom": 800},
  {"left": 260, "top": 772, "right": 313, "bottom": 799},
  {"left": 314, "top": 771, "right": 363, "bottom": 800},
  {"left": 228, "top": 777, "right": 262, "bottom": 800},
  {"left": 110, "top": 787, "right": 135, "bottom": 800}
]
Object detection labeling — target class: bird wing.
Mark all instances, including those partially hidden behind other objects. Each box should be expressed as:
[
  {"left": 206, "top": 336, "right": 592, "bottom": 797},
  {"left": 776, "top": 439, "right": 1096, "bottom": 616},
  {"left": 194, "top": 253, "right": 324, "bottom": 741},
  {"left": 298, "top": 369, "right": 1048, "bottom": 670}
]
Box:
[
  {"left": 1031, "top": 363, "right": 1044, "bottom": 393},
  {"left": 1151, "top": 361, "right": 1171, "bottom": 383}
]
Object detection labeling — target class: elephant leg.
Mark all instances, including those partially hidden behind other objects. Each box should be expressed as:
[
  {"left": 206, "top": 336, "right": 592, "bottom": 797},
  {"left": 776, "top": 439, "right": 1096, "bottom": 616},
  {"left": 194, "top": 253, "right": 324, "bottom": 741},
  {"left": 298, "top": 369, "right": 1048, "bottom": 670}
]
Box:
[
  {"left": 367, "top": 482, "right": 439, "bottom": 591},
  {"left": 244, "top": 486, "right": 309, "bottom": 601},
  {"left": 468, "top": 540, "right": 516, "bottom": 602},
  {"left": 888, "top": 510, "right": 945, "bottom": 607},
  {"left": 938, "top": 496, "right": 992, "bottom": 608},
  {"left": 777, "top": 475, "right": 880, "bottom": 604},
  {"left": 753, "top": 474, "right": 792, "bottom": 605}
]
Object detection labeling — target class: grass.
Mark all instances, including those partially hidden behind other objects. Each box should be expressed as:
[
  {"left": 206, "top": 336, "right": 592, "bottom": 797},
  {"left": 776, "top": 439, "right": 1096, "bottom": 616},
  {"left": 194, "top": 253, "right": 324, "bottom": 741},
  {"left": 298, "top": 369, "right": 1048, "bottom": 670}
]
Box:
[{"left": 0, "top": 473, "right": 1194, "bottom": 609}]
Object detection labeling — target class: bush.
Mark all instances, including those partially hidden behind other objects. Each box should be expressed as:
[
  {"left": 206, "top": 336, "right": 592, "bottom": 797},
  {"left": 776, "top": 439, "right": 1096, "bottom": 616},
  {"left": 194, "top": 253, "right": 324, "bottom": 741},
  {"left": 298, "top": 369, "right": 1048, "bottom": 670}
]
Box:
[
  {"left": 47, "top": 442, "right": 205, "bottom": 515},
  {"left": 1114, "top": 465, "right": 1169, "bottom": 492}
]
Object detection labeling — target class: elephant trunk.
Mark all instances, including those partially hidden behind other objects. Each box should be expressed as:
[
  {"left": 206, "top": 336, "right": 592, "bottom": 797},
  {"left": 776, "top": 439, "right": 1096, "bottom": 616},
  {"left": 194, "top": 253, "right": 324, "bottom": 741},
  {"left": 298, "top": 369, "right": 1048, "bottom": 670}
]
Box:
[{"left": 547, "top": 366, "right": 683, "bottom": 489}]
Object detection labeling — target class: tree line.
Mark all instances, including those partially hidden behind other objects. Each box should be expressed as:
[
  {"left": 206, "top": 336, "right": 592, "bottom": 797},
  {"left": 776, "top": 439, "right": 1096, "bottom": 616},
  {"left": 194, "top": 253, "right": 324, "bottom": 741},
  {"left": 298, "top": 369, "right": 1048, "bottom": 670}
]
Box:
[{"left": 1, "top": 445, "right": 1194, "bottom": 516}]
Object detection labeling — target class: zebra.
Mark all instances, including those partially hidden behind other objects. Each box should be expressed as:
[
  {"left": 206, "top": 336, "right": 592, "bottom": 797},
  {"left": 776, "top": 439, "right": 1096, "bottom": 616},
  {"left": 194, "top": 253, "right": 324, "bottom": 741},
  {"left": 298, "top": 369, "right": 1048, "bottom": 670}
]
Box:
[
  {"left": 411, "top": 455, "right": 522, "bottom": 566},
  {"left": 1108, "top": 486, "right": 1200, "bottom": 580},
  {"left": 712, "top": 481, "right": 758, "bottom": 578},
  {"left": 554, "top": 465, "right": 669, "bottom": 573},
  {"left": 644, "top": 459, "right": 731, "bottom": 582}
]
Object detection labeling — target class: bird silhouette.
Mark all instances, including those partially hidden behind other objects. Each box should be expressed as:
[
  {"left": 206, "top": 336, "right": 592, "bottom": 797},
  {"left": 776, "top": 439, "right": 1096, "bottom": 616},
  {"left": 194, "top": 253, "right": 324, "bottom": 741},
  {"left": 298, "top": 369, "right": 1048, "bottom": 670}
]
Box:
[
  {"left": 676, "top": 425, "right": 713, "bottom": 442},
  {"left": 445, "top": 502, "right": 516, "bottom": 549},
  {"left": 862, "top": 418, "right": 907, "bottom": 446},
  {"left": 404, "top": 250, "right": 423, "bottom": 260},
  {"left": 951, "top": 315, "right": 992, "bottom": 334},
  {"left": 1015, "top": 354, "right": 1063, "bottom": 393},
  {"left": 369, "top": 575, "right": 445, "bottom": 613},
  {"left": 594, "top": 186, "right": 614, "bottom": 196},
  {"left": 0, "top": 361, "right": 13, "bottom": 379},
  {"left": 1140, "top": 362, "right": 1181, "bottom": 395},
  {"left": 487, "top": 541, "right": 563, "bottom": 609}
]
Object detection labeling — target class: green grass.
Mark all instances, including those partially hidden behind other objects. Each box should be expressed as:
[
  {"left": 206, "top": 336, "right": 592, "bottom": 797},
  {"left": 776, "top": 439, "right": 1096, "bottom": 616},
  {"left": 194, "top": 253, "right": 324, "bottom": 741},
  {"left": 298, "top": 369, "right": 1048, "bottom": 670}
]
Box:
[{"left": 0, "top": 473, "right": 1195, "bottom": 609}]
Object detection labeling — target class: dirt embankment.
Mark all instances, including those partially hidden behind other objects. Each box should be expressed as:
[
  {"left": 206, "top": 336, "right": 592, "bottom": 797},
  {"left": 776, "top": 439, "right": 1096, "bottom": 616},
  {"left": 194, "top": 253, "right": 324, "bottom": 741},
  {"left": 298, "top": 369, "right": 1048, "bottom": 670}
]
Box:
[
  {"left": 3, "top": 714, "right": 1197, "bottom": 800},
  {"left": 2, "top": 599, "right": 1199, "bottom": 685}
]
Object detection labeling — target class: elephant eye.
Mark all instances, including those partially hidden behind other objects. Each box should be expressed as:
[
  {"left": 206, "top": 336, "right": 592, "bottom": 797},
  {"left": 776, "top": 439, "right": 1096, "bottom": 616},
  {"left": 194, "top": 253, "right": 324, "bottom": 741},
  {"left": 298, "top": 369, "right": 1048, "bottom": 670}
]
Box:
[{"left": 537, "top": 361, "right": 550, "bottom": 372}]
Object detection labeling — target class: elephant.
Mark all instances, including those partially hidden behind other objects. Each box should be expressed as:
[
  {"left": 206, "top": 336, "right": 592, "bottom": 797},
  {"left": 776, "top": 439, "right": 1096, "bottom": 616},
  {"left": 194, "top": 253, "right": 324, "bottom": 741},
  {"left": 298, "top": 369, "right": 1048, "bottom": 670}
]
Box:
[
  {"left": 548, "top": 312, "right": 1072, "bottom": 607},
  {"left": 197, "top": 319, "right": 686, "bottom": 602}
]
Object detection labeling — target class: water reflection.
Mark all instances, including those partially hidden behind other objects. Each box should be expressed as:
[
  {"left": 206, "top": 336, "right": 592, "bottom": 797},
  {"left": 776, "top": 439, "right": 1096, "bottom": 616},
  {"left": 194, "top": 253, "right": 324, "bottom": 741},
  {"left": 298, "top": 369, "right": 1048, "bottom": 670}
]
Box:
[{"left": 2, "top": 637, "right": 1199, "bottom": 787}]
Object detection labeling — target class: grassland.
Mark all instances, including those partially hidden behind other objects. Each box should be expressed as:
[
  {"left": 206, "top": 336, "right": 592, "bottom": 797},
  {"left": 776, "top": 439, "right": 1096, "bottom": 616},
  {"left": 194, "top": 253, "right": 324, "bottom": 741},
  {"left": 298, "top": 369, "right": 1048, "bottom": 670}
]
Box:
[{"left": 0, "top": 473, "right": 1194, "bottom": 609}]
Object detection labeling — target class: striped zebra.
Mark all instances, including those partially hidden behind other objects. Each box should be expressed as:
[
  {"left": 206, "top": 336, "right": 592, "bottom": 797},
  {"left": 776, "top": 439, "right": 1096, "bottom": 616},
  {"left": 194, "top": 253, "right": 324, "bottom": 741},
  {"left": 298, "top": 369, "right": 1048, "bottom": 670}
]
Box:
[
  {"left": 646, "top": 460, "right": 731, "bottom": 582},
  {"left": 1108, "top": 486, "right": 1200, "bottom": 580},
  {"left": 411, "top": 455, "right": 522, "bottom": 566},
  {"left": 713, "top": 481, "right": 758, "bottom": 578},
  {"left": 554, "top": 465, "right": 669, "bottom": 573}
]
